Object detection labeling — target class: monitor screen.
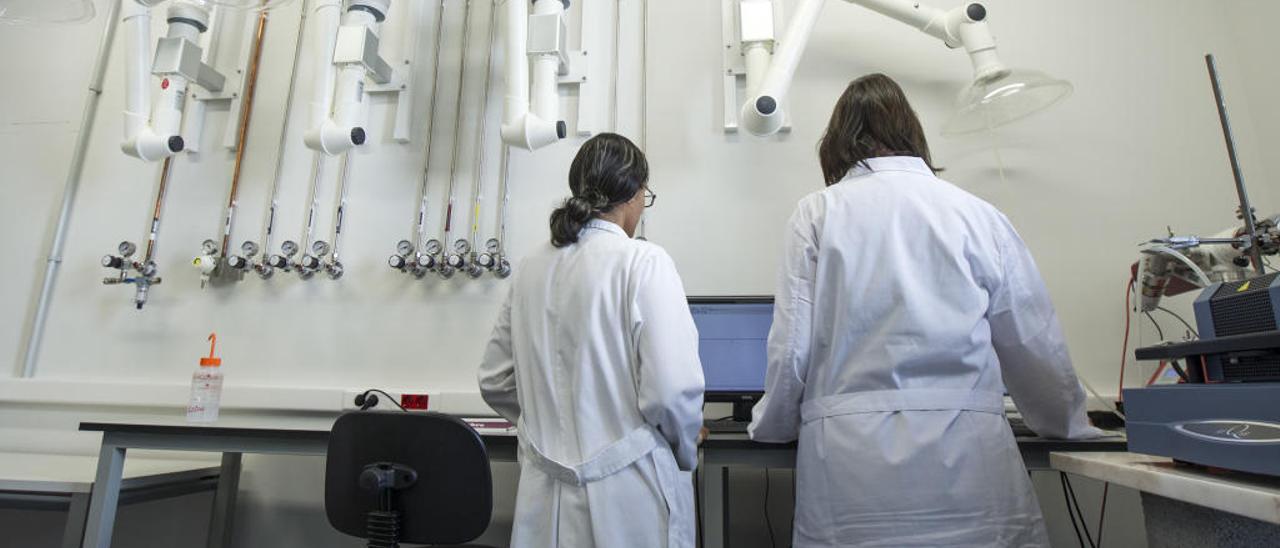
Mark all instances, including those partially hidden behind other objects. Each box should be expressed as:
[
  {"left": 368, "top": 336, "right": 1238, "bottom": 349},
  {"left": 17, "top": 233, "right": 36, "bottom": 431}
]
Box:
[{"left": 689, "top": 298, "right": 773, "bottom": 393}]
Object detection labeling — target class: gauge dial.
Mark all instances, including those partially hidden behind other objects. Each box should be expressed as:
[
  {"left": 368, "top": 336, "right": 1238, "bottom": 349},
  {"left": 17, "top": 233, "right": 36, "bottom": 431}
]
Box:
[
  {"left": 453, "top": 239, "right": 471, "bottom": 254},
  {"left": 241, "top": 241, "right": 260, "bottom": 257},
  {"left": 424, "top": 239, "right": 443, "bottom": 256},
  {"left": 281, "top": 240, "right": 299, "bottom": 257},
  {"left": 118, "top": 241, "right": 137, "bottom": 257},
  {"left": 396, "top": 240, "right": 414, "bottom": 256},
  {"left": 312, "top": 240, "right": 331, "bottom": 257},
  {"left": 485, "top": 238, "right": 501, "bottom": 254},
  {"left": 201, "top": 239, "right": 218, "bottom": 255}
]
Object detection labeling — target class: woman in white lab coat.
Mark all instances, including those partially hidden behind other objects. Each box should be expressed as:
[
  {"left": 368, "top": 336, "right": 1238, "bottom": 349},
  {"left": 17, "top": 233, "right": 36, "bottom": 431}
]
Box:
[
  {"left": 748, "top": 74, "right": 1102, "bottom": 547},
  {"left": 478, "top": 133, "right": 705, "bottom": 548}
]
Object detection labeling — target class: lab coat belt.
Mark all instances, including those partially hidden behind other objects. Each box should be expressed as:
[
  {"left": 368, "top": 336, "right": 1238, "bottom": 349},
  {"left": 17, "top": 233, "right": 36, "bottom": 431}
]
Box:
[
  {"left": 519, "top": 424, "right": 666, "bottom": 487},
  {"left": 800, "top": 389, "right": 1005, "bottom": 423}
]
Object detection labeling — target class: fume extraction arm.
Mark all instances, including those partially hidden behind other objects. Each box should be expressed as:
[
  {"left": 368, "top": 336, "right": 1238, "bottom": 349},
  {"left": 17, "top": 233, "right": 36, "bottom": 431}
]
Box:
[
  {"left": 500, "top": 0, "right": 570, "bottom": 151},
  {"left": 303, "top": 0, "right": 394, "bottom": 156},
  {"left": 120, "top": 0, "right": 225, "bottom": 161},
  {"left": 730, "top": 0, "right": 1072, "bottom": 137}
]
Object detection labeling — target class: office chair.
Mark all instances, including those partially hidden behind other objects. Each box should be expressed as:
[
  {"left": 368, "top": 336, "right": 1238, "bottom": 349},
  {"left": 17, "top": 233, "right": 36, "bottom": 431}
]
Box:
[{"left": 326, "top": 411, "right": 496, "bottom": 547}]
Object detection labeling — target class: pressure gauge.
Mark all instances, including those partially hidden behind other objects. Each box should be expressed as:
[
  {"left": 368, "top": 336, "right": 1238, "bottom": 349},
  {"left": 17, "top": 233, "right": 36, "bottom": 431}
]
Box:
[
  {"left": 447, "top": 254, "right": 465, "bottom": 269},
  {"left": 281, "top": 240, "right": 299, "bottom": 257},
  {"left": 453, "top": 239, "right": 471, "bottom": 255},
  {"left": 201, "top": 239, "right": 218, "bottom": 256},
  {"left": 396, "top": 240, "right": 414, "bottom": 256},
  {"left": 102, "top": 255, "right": 124, "bottom": 269},
  {"left": 141, "top": 261, "right": 158, "bottom": 278},
  {"left": 485, "top": 238, "right": 501, "bottom": 254},
  {"left": 388, "top": 255, "right": 407, "bottom": 269},
  {"left": 476, "top": 253, "right": 495, "bottom": 269},
  {"left": 268, "top": 255, "right": 289, "bottom": 269},
  {"left": 118, "top": 241, "right": 137, "bottom": 257},
  {"left": 416, "top": 254, "right": 436, "bottom": 269},
  {"left": 424, "top": 239, "right": 443, "bottom": 256},
  {"left": 227, "top": 255, "right": 248, "bottom": 270},
  {"left": 300, "top": 255, "right": 321, "bottom": 270},
  {"left": 312, "top": 240, "right": 331, "bottom": 257},
  {"left": 241, "top": 241, "right": 260, "bottom": 258}
]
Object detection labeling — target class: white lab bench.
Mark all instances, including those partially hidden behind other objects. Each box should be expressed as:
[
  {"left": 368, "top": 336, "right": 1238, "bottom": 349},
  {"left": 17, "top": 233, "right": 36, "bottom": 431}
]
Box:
[
  {"left": 1051, "top": 451, "right": 1280, "bottom": 547},
  {"left": 74, "top": 419, "right": 1126, "bottom": 548}
]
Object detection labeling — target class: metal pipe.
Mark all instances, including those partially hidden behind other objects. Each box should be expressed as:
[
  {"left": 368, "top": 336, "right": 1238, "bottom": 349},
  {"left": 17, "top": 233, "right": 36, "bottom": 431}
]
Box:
[
  {"left": 254, "top": 0, "right": 311, "bottom": 275},
  {"left": 410, "top": 0, "right": 449, "bottom": 264},
  {"left": 297, "top": 154, "right": 327, "bottom": 264},
  {"left": 637, "top": 0, "right": 649, "bottom": 239},
  {"left": 467, "top": 1, "right": 501, "bottom": 261},
  {"left": 20, "top": 0, "right": 124, "bottom": 377},
  {"left": 144, "top": 157, "right": 176, "bottom": 264},
  {"left": 438, "top": 0, "right": 477, "bottom": 277},
  {"left": 1205, "top": 54, "right": 1265, "bottom": 276},
  {"left": 611, "top": 0, "right": 622, "bottom": 132},
  {"left": 325, "top": 152, "right": 353, "bottom": 278},
  {"left": 219, "top": 6, "right": 271, "bottom": 257}
]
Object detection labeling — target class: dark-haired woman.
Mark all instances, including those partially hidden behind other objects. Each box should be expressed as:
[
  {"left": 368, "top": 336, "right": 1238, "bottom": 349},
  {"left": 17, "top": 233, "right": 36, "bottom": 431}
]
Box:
[
  {"left": 749, "top": 74, "right": 1100, "bottom": 547},
  {"left": 479, "top": 133, "right": 704, "bottom": 547}
]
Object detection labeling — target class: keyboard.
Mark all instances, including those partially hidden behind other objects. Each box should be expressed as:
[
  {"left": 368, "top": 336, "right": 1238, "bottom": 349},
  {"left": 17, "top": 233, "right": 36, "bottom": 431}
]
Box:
[{"left": 704, "top": 420, "right": 750, "bottom": 434}]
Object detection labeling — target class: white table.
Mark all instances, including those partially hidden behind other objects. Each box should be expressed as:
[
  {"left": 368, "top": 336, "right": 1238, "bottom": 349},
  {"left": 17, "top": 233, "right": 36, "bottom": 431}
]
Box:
[
  {"left": 1051, "top": 451, "right": 1280, "bottom": 547},
  {"left": 0, "top": 452, "right": 220, "bottom": 548}
]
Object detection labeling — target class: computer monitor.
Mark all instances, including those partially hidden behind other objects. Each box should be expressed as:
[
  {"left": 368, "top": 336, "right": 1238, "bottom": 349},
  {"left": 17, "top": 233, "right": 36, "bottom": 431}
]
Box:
[{"left": 689, "top": 296, "right": 773, "bottom": 421}]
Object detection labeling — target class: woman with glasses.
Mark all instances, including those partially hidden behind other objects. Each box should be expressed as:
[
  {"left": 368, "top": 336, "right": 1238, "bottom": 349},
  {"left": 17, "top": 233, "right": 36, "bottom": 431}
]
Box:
[{"left": 478, "top": 132, "right": 703, "bottom": 547}]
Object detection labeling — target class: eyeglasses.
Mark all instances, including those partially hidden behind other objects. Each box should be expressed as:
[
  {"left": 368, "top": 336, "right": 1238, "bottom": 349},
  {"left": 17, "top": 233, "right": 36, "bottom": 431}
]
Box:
[{"left": 642, "top": 188, "right": 656, "bottom": 208}]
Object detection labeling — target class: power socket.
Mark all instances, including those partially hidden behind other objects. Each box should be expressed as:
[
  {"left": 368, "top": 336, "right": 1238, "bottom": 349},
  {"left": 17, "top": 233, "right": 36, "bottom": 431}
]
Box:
[{"left": 343, "top": 390, "right": 431, "bottom": 411}]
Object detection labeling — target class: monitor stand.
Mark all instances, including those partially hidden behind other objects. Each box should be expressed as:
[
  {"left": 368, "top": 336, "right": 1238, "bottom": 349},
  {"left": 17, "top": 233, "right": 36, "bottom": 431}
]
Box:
[{"left": 731, "top": 398, "right": 757, "bottom": 422}]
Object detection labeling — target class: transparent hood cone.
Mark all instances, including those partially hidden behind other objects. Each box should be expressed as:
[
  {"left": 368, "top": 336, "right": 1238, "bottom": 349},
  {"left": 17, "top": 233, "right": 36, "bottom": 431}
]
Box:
[
  {"left": 0, "top": 0, "right": 94, "bottom": 25},
  {"left": 942, "top": 68, "right": 1073, "bottom": 136}
]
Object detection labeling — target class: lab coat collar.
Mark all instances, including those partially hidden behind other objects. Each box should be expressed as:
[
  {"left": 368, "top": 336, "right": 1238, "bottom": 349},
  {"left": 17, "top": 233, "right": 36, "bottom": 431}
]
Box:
[
  {"left": 845, "top": 156, "right": 934, "bottom": 179},
  {"left": 584, "top": 218, "right": 628, "bottom": 237}
]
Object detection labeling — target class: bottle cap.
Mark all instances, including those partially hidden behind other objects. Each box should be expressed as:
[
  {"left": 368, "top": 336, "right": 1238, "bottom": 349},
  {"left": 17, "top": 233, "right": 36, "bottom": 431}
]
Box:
[{"left": 200, "top": 332, "right": 222, "bottom": 367}]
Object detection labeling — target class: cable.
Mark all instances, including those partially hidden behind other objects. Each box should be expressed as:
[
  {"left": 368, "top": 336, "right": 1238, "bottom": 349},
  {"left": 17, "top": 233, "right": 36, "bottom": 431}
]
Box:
[
  {"left": 1060, "top": 473, "right": 1085, "bottom": 548},
  {"left": 763, "top": 468, "right": 776, "bottom": 548},
  {"left": 1169, "top": 360, "right": 1189, "bottom": 383},
  {"left": 694, "top": 466, "right": 704, "bottom": 548},
  {"left": 1156, "top": 306, "right": 1199, "bottom": 339},
  {"left": 1062, "top": 472, "right": 1096, "bottom": 548},
  {"left": 1096, "top": 483, "right": 1110, "bottom": 548},
  {"left": 1143, "top": 311, "right": 1165, "bottom": 341},
  {"left": 1117, "top": 277, "right": 1134, "bottom": 403},
  {"left": 357, "top": 389, "right": 407, "bottom": 412}
]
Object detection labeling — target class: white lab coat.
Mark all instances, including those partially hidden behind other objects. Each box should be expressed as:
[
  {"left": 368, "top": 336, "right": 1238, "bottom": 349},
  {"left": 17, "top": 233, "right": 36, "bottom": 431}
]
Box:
[
  {"left": 478, "top": 218, "right": 705, "bottom": 548},
  {"left": 749, "top": 157, "right": 1102, "bottom": 548}
]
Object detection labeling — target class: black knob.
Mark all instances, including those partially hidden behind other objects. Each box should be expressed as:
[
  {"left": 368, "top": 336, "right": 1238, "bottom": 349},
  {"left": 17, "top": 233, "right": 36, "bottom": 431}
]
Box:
[
  {"left": 102, "top": 255, "right": 124, "bottom": 269},
  {"left": 301, "top": 255, "right": 320, "bottom": 269},
  {"left": 389, "top": 255, "right": 406, "bottom": 269},
  {"left": 228, "top": 256, "right": 247, "bottom": 269},
  {"left": 268, "top": 255, "right": 288, "bottom": 268},
  {"left": 556, "top": 121, "right": 568, "bottom": 139},
  {"left": 350, "top": 127, "right": 367, "bottom": 146},
  {"left": 168, "top": 135, "right": 185, "bottom": 153}
]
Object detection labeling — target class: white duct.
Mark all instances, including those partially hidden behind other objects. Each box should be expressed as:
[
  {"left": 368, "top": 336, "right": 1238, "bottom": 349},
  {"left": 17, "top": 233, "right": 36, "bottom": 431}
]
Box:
[
  {"left": 740, "top": 0, "right": 1010, "bottom": 137},
  {"left": 302, "top": 0, "right": 350, "bottom": 154},
  {"left": 738, "top": 0, "right": 823, "bottom": 137},
  {"left": 500, "top": 0, "right": 565, "bottom": 151},
  {"left": 121, "top": 0, "right": 185, "bottom": 161}
]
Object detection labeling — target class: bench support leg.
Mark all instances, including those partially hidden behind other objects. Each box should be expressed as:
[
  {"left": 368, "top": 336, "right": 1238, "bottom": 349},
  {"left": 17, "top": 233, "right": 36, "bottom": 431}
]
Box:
[
  {"left": 82, "top": 443, "right": 126, "bottom": 548},
  {"left": 206, "top": 452, "right": 242, "bottom": 548}
]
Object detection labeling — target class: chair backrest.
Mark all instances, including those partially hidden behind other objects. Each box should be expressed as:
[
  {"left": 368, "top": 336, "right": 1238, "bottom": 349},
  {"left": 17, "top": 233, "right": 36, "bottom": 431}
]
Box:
[{"left": 325, "top": 411, "right": 493, "bottom": 545}]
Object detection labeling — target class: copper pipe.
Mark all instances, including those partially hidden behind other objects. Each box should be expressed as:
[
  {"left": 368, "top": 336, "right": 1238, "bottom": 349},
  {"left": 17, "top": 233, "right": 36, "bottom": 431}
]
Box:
[
  {"left": 143, "top": 156, "right": 175, "bottom": 263},
  {"left": 220, "top": 5, "right": 271, "bottom": 256}
]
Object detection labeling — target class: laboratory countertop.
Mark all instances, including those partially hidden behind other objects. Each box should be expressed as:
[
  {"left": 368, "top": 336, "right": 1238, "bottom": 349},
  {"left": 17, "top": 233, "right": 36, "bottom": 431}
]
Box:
[
  {"left": 702, "top": 432, "right": 1126, "bottom": 450},
  {"left": 1050, "top": 451, "right": 1280, "bottom": 525},
  {"left": 0, "top": 451, "right": 220, "bottom": 493}
]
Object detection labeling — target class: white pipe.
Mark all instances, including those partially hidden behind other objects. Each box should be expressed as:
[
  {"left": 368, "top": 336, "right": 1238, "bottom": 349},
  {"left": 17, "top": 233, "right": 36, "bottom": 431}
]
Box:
[
  {"left": 303, "top": 0, "right": 351, "bottom": 155},
  {"left": 739, "top": 0, "right": 824, "bottom": 137},
  {"left": 22, "top": 0, "right": 124, "bottom": 378},
  {"left": 850, "top": 0, "right": 1007, "bottom": 81},
  {"left": 500, "top": 0, "right": 562, "bottom": 150},
  {"left": 844, "top": 0, "right": 951, "bottom": 43},
  {"left": 121, "top": 1, "right": 182, "bottom": 161},
  {"left": 743, "top": 41, "right": 771, "bottom": 98}
]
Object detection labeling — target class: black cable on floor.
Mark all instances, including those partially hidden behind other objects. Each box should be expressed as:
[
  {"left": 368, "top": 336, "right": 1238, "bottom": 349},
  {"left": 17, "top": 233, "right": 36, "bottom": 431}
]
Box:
[
  {"left": 763, "top": 468, "right": 776, "bottom": 548},
  {"left": 1096, "top": 483, "right": 1110, "bottom": 548},
  {"left": 1062, "top": 472, "right": 1096, "bottom": 548},
  {"left": 694, "top": 467, "right": 703, "bottom": 548},
  {"left": 1060, "top": 472, "right": 1085, "bottom": 548}
]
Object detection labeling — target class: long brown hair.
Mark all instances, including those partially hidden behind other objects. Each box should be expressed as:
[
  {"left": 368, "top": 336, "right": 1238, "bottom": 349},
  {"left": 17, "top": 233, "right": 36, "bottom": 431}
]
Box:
[{"left": 817, "top": 73, "right": 939, "bottom": 185}]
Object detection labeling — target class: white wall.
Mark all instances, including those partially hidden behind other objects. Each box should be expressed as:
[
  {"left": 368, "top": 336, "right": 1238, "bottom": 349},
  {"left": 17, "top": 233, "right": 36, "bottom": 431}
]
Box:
[{"left": 3, "top": 0, "right": 1279, "bottom": 546}]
